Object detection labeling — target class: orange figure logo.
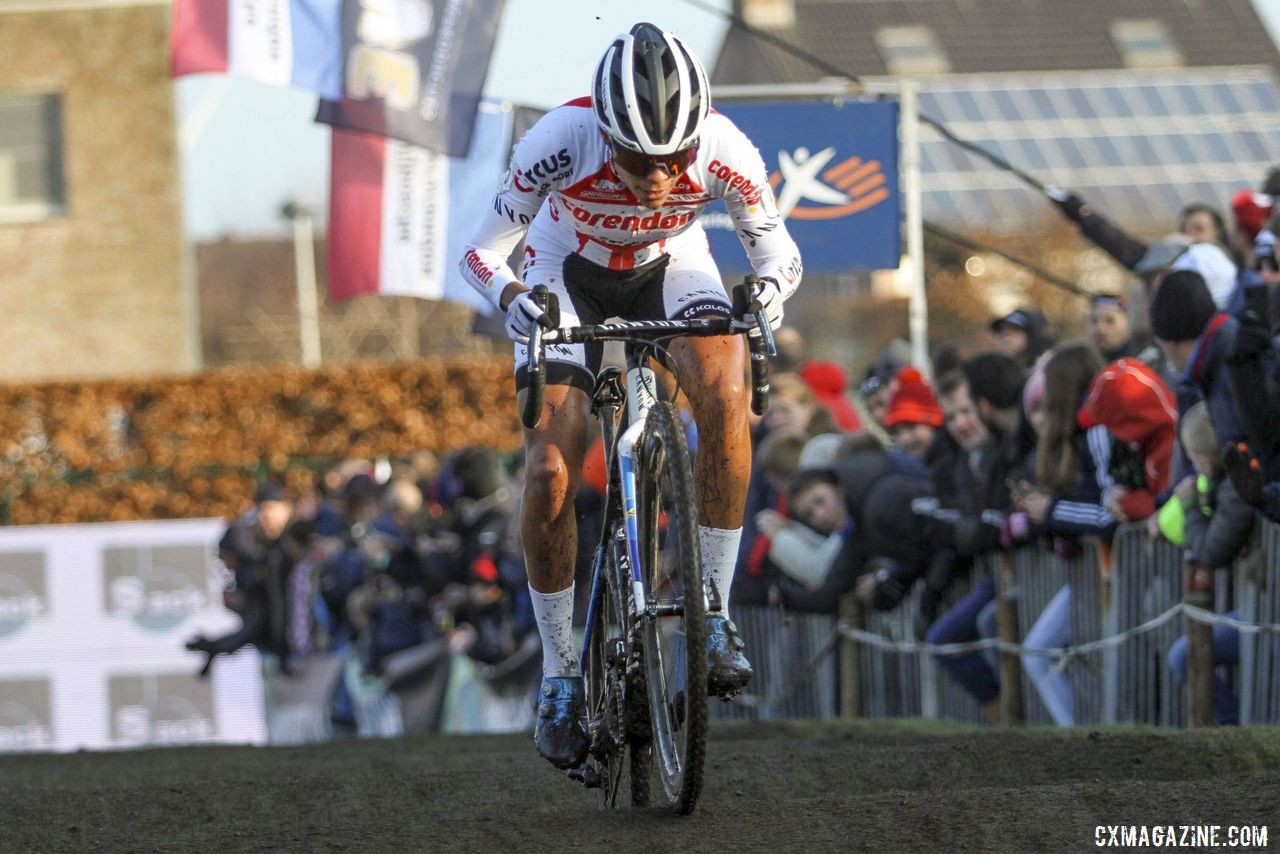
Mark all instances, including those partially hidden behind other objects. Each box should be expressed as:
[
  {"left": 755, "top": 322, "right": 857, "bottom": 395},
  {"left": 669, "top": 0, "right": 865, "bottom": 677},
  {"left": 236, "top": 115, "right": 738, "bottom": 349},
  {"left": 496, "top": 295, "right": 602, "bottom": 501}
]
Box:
[{"left": 768, "top": 147, "right": 891, "bottom": 221}]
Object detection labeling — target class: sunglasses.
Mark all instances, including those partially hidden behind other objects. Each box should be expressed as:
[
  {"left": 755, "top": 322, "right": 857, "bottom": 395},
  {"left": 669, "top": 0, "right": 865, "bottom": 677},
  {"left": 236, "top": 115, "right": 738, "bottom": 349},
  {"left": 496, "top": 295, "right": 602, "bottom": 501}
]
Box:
[{"left": 609, "top": 142, "right": 698, "bottom": 178}]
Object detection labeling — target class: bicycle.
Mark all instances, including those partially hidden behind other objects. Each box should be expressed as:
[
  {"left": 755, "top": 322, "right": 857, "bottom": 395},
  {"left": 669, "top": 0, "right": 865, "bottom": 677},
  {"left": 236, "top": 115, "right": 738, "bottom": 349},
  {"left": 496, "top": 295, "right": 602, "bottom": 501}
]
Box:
[{"left": 521, "top": 277, "right": 775, "bottom": 815}]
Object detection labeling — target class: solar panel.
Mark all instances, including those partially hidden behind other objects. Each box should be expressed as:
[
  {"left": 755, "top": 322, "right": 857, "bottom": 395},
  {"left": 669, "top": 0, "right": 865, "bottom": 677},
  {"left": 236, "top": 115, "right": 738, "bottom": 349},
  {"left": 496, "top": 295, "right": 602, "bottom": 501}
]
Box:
[{"left": 915, "top": 67, "right": 1280, "bottom": 234}]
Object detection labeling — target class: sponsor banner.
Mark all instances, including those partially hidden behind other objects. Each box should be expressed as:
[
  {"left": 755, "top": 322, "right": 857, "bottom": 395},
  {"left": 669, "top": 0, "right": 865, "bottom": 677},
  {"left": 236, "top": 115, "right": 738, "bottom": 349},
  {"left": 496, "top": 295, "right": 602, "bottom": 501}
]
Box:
[
  {"left": 0, "top": 552, "right": 49, "bottom": 643},
  {"left": 327, "top": 101, "right": 510, "bottom": 305},
  {"left": 0, "top": 520, "right": 266, "bottom": 753},
  {"left": 316, "top": 0, "right": 506, "bottom": 157},
  {"left": 706, "top": 99, "right": 901, "bottom": 272},
  {"left": 170, "top": 0, "right": 343, "bottom": 100},
  {"left": 0, "top": 678, "right": 55, "bottom": 752}
]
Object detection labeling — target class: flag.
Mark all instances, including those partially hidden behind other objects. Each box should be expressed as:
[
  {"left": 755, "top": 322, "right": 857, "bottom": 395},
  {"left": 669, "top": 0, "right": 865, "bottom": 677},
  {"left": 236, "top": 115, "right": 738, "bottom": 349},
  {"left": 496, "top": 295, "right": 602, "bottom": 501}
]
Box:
[
  {"left": 171, "top": 0, "right": 343, "bottom": 100},
  {"left": 316, "top": 0, "right": 506, "bottom": 157},
  {"left": 327, "top": 102, "right": 510, "bottom": 304}
]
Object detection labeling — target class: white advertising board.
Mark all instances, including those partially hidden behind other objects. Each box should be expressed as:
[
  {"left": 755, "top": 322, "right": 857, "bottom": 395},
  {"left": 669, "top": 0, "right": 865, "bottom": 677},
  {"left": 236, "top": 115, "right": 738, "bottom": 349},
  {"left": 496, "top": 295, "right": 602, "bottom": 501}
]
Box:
[{"left": 0, "top": 518, "right": 267, "bottom": 752}]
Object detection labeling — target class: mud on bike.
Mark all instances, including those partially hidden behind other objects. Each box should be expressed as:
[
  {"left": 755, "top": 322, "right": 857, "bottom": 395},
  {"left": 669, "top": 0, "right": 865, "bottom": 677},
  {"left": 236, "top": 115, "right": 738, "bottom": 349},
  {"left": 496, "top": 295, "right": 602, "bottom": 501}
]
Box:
[{"left": 521, "top": 276, "right": 774, "bottom": 815}]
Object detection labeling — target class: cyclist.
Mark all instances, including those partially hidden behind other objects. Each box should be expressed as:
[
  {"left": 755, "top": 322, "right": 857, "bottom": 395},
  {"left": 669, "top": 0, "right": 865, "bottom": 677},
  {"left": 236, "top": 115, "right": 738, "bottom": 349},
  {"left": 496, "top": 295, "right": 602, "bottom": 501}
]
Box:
[{"left": 460, "top": 22, "right": 803, "bottom": 770}]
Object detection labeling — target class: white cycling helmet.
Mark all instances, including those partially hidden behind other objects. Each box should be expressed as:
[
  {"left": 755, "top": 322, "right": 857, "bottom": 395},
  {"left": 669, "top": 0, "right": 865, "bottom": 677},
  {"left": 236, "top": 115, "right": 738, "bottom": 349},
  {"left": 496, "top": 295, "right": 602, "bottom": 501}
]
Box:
[{"left": 591, "top": 23, "right": 710, "bottom": 156}]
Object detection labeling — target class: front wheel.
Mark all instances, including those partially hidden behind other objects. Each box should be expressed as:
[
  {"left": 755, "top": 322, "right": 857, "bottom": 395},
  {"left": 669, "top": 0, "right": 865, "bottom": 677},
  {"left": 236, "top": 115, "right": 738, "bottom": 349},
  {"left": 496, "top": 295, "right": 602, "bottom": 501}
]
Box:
[{"left": 636, "top": 402, "right": 707, "bottom": 814}]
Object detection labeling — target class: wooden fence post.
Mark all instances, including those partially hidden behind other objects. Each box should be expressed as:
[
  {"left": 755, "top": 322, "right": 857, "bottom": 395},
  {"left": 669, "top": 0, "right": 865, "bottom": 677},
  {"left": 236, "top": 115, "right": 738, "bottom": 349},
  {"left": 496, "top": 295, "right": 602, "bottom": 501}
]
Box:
[
  {"left": 1185, "top": 562, "right": 1215, "bottom": 728},
  {"left": 839, "top": 594, "right": 864, "bottom": 719},
  {"left": 996, "top": 553, "right": 1025, "bottom": 727}
]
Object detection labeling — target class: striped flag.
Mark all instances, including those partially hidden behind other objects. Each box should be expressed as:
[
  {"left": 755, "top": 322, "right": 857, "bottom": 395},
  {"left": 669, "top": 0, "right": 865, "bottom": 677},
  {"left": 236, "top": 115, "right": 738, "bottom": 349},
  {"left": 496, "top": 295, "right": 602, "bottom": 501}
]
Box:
[
  {"left": 171, "top": 0, "right": 343, "bottom": 100},
  {"left": 327, "top": 103, "right": 510, "bottom": 304}
]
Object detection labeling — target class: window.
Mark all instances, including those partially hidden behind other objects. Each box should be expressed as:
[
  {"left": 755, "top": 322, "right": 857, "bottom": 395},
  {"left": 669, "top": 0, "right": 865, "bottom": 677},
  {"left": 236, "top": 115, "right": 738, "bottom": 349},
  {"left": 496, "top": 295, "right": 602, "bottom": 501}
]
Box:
[
  {"left": 874, "top": 26, "right": 950, "bottom": 76},
  {"left": 0, "top": 94, "right": 65, "bottom": 223},
  {"left": 1110, "top": 20, "right": 1183, "bottom": 68}
]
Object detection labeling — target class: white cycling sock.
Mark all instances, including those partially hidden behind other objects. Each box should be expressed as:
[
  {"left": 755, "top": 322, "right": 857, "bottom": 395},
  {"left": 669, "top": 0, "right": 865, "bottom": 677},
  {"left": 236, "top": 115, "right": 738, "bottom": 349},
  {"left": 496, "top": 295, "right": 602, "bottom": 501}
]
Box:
[
  {"left": 699, "top": 526, "right": 742, "bottom": 620},
  {"left": 529, "top": 583, "right": 580, "bottom": 678}
]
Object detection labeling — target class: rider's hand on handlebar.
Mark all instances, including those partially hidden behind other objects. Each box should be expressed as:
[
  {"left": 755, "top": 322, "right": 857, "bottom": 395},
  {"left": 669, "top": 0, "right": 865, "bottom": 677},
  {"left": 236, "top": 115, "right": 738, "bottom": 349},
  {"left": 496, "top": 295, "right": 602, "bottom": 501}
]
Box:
[
  {"left": 504, "top": 289, "right": 553, "bottom": 344},
  {"left": 748, "top": 277, "right": 785, "bottom": 335}
]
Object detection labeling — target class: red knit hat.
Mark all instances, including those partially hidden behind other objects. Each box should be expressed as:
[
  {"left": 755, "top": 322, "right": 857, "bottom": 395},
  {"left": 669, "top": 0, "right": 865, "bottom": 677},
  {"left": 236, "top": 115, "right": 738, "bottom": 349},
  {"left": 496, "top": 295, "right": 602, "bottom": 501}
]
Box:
[
  {"left": 798, "top": 360, "right": 862, "bottom": 432},
  {"left": 1232, "top": 189, "right": 1273, "bottom": 241},
  {"left": 883, "top": 366, "right": 943, "bottom": 429}
]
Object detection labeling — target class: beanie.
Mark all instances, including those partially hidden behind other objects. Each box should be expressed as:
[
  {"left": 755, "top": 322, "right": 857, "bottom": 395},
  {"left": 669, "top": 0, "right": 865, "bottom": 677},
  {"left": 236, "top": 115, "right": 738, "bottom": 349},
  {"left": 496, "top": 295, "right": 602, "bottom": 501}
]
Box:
[
  {"left": 1170, "top": 243, "right": 1238, "bottom": 309},
  {"left": 1232, "top": 189, "right": 1273, "bottom": 241},
  {"left": 254, "top": 482, "right": 286, "bottom": 504},
  {"left": 883, "top": 366, "right": 943, "bottom": 429},
  {"left": 799, "top": 360, "right": 862, "bottom": 431},
  {"left": 1149, "top": 270, "right": 1217, "bottom": 342}
]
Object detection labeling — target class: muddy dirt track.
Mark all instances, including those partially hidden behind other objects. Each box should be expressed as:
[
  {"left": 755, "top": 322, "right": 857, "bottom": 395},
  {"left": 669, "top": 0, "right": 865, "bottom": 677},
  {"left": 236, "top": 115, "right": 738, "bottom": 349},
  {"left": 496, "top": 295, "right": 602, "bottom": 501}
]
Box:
[{"left": 3, "top": 720, "right": 1278, "bottom": 853}]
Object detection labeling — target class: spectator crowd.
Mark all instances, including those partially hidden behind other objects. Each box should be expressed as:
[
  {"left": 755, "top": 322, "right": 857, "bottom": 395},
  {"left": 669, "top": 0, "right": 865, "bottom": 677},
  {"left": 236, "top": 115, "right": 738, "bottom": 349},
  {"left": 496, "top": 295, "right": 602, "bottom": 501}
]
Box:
[
  {"left": 8, "top": 167, "right": 1280, "bottom": 733},
  {"left": 725, "top": 165, "right": 1280, "bottom": 727},
  {"left": 137, "top": 163, "right": 1280, "bottom": 729}
]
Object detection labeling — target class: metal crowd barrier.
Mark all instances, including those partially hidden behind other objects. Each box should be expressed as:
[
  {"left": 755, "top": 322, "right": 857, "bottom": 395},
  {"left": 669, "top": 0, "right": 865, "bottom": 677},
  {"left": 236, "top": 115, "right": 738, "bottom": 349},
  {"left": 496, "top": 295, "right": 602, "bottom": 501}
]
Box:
[
  {"left": 1238, "top": 522, "right": 1280, "bottom": 725},
  {"left": 260, "top": 520, "right": 1280, "bottom": 734},
  {"left": 1106, "top": 526, "right": 1188, "bottom": 726},
  {"left": 711, "top": 606, "right": 839, "bottom": 721},
  {"left": 1063, "top": 545, "right": 1105, "bottom": 726},
  {"left": 857, "top": 574, "right": 984, "bottom": 724},
  {"left": 1008, "top": 546, "right": 1063, "bottom": 725},
  {"left": 719, "top": 521, "right": 1280, "bottom": 727},
  {"left": 925, "top": 574, "right": 987, "bottom": 725},
  {"left": 859, "top": 592, "right": 923, "bottom": 719}
]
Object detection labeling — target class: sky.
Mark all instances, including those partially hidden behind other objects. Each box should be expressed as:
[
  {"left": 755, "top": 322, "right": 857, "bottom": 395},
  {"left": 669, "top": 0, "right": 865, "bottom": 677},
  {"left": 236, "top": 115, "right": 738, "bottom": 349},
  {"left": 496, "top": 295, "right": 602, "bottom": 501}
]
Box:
[
  {"left": 177, "top": 0, "right": 733, "bottom": 240},
  {"left": 178, "top": 0, "right": 1280, "bottom": 241}
]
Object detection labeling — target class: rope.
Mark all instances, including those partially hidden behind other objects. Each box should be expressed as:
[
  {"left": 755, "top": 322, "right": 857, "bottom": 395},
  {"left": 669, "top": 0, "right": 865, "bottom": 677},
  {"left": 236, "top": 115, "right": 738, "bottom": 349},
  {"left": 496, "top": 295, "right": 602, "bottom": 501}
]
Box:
[
  {"left": 924, "top": 222, "right": 1091, "bottom": 298},
  {"left": 1181, "top": 604, "right": 1280, "bottom": 635},
  {"left": 733, "top": 603, "right": 1280, "bottom": 710},
  {"left": 679, "top": 0, "right": 1093, "bottom": 298},
  {"left": 731, "top": 625, "right": 841, "bottom": 709},
  {"left": 839, "top": 601, "right": 1188, "bottom": 659},
  {"left": 681, "top": 0, "right": 1047, "bottom": 188}
]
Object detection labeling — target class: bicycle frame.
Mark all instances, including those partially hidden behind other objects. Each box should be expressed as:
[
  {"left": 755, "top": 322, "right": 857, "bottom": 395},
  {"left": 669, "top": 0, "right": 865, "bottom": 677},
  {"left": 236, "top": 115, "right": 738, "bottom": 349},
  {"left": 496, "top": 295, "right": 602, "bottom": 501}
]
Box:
[
  {"left": 579, "top": 350, "right": 663, "bottom": 673},
  {"left": 520, "top": 280, "right": 775, "bottom": 803}
]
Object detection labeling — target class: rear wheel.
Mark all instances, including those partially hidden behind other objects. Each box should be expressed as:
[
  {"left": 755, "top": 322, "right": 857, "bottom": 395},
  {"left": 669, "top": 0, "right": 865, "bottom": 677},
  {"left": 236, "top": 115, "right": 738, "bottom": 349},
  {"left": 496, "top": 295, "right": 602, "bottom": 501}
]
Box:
[
  {"left": 629, "top": 740, "right": 651, "bottom": 807},
  {"left": 584, "top": 543, "right": 627, "bottom": 807},
  {"left": 636, "top": 402, "right": 707, "bottom": 814}
]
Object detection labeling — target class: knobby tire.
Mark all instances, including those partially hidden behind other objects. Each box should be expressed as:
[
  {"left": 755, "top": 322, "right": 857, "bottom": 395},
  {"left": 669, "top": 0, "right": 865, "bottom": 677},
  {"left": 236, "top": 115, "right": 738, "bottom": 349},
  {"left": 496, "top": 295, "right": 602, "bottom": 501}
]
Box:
[{"left": 638, "top": 401, "right": 707, "bottom": 814}]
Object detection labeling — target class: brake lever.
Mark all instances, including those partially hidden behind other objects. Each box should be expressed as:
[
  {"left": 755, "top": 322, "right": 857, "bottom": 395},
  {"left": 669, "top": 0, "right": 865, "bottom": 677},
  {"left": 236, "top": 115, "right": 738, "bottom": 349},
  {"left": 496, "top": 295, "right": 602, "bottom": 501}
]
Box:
[
  {"left": 755, "top": 308, "right": 777, "bottom": 358},
  {"left": 748, "top": 286, "right": 777, "bottom": 358}
]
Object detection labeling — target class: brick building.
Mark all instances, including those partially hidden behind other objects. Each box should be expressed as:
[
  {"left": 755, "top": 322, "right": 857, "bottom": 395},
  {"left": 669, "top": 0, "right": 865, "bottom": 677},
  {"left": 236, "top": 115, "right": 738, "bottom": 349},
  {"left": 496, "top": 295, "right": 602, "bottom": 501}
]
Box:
[{"left": 0, "top": 0, "right": 194, "bottom": 383}]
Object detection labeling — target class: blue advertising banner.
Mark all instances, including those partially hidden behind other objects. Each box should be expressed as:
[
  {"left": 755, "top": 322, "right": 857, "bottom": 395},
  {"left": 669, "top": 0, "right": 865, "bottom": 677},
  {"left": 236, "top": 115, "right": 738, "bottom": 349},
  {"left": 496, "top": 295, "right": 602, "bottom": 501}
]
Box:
[
  {"left": 316, "top": 0, "right": 507, "bottom": 156},
  {"left": 705, "top": 99, "right": 900, "bottom": 273}
]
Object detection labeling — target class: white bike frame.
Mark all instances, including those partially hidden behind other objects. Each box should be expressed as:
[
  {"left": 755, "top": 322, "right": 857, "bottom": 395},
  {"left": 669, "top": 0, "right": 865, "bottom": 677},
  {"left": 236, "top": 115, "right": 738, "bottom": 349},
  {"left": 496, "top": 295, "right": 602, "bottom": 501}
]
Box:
[{"left": 614, "top": 362, "right": 660, "bottom": 618}]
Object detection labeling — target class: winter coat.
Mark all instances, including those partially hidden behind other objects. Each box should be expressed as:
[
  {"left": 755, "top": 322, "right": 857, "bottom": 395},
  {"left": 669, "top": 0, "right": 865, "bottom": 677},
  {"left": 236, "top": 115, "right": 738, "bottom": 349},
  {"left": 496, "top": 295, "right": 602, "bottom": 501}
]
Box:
[
  {"left": 778, "top": 449, "right": 936, "bottom": 614},
  {"left": 1077, "top": 359, "right": 1177, "bottom": 521},
  {"left": 1183, "top": 475, "right": 1257, "bottom": 570},
  {"left": 1180, "top": 313, "right": 1280, "bottom": 519}
]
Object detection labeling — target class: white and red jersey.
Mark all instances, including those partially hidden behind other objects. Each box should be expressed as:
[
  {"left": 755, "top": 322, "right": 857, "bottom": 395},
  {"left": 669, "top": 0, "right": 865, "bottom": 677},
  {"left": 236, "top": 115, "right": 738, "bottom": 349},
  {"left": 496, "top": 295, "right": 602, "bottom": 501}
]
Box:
[{"left": 460, "top": 97, "right": 803, "bottom": 309}]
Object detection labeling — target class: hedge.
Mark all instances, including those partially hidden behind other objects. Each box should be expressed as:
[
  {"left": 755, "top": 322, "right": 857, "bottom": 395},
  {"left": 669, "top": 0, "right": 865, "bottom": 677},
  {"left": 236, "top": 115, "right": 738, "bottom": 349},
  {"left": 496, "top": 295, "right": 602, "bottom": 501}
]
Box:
[{"left": 0, "top": 356, "right": 521, "bottom": 525}]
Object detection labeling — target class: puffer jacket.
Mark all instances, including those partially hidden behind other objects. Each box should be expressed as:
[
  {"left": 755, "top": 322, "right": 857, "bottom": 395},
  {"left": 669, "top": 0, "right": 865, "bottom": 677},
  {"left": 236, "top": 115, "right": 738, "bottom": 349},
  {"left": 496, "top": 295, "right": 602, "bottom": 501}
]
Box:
[{"left": 779, "top": 448, "right": 937, "bottom": 614}]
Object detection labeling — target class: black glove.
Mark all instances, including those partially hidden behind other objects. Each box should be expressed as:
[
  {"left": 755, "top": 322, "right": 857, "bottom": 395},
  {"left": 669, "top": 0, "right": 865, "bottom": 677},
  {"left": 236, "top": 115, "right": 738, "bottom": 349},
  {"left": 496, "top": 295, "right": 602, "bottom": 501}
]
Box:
[
  {"left": 1223, "top": 442, "right": 1268, "bottom": 508},
  {"left": 1045, "top": 186, "right": 1086, "bottom": 222}
]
